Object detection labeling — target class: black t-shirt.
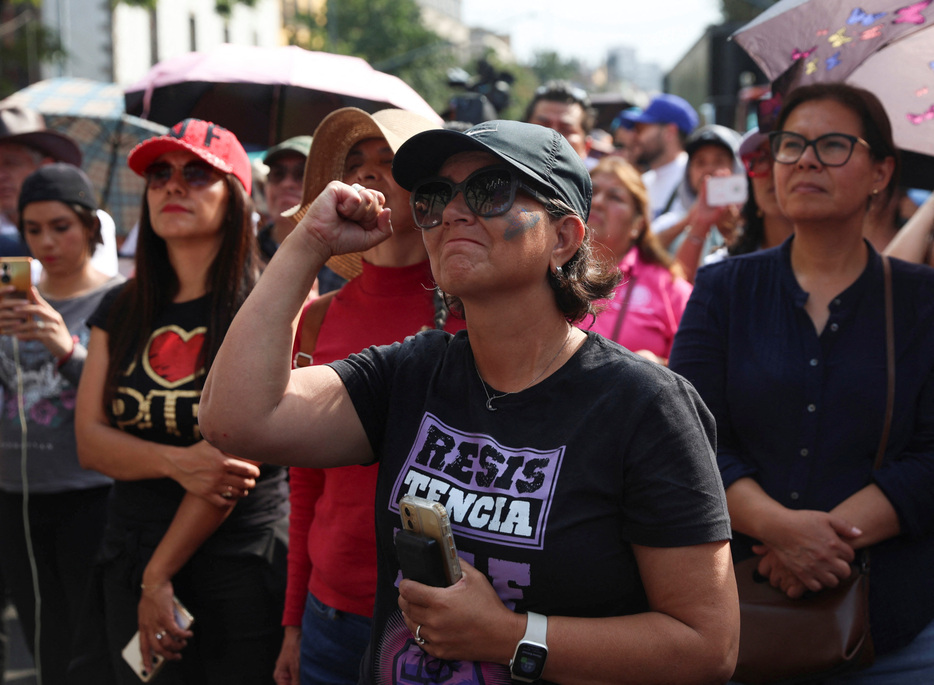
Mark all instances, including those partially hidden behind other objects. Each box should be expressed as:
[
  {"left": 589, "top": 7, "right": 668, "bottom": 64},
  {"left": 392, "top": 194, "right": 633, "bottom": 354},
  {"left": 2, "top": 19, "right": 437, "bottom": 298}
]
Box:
[
  {"left": 89, "top": 284, "right": 288, "bottom": 559},
  {"left": 331, "top": 330, "right": 731, "bottom": 685}
]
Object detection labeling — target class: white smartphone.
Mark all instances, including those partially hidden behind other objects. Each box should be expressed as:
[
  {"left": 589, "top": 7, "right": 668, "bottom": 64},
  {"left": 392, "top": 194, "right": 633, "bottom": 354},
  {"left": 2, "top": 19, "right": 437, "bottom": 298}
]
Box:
[
  {"left": 121, "top": 597, "right": 194, "bottom": 682},
  {"left": 706, "top": 174, "right": 748, "bottom": 207},
  {"left": 398, "top": 495, "right": 463, "bottom": 586}
]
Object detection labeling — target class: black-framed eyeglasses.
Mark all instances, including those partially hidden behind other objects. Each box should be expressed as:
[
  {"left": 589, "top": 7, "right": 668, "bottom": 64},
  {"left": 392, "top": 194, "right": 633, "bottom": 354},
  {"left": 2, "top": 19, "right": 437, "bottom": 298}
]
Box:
[
  {"left": 145, "top": 160, "right": 221, "bottom": 190},
  {"left": 410, "top": 166, "right": 552, "bottom": 230},
  {"left": 769, "top": 131, "right": 872, "bottom": 167}
]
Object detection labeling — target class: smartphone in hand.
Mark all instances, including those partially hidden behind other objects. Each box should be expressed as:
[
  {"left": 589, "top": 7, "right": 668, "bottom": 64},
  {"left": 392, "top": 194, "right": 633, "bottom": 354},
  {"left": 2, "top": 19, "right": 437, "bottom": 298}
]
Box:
[
  {"left": 396, "top": 495, "right": 462, "bottom": 587},
  {"left": 0, "top": 257, "right": 31, "bottom": 299},
  {"left": 706, "top": 174, "right": 748, "bottom": 207},
  {"left": 121, "top": 597, "right": 194, "bottom": 682}
]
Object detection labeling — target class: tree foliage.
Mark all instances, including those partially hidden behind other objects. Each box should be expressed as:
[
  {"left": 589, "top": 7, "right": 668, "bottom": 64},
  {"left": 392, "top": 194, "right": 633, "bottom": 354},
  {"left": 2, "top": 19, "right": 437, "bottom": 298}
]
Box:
[
  {"left": 287, "top": 0, "right": 458, "bottom": 114},
  {"left": 0, "top": 3, "right": 65, "bottom": 98},
  {"left": 529, "top": 50, "right": 585, "bottom": 86},
  {"left": 720, "top": 0, "right": 778, "bottom": 24}
]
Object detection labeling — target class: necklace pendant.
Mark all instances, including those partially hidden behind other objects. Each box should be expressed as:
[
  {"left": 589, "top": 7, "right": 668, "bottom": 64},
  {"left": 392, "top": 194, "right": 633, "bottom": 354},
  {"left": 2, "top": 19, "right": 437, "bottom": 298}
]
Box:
[{"left": 485, "top": 397, "right": 498, "bottom": 412}]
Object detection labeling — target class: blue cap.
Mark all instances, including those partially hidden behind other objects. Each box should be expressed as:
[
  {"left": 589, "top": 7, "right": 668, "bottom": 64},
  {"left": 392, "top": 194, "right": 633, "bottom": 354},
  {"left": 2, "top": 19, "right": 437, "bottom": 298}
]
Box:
[{"left": 628, "top": 94, "right": 698, "bottom": 135}]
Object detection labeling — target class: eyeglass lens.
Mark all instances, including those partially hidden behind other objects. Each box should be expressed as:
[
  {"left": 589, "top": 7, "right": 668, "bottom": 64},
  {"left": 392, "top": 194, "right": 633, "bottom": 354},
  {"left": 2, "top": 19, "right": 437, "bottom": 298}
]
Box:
[
  {"left": 267, "top": 165, "right": 304, "bottom": 184},
  {"left": 146, "top": 161, "right": 219, "bottom": 189},
  {"left": 411, "top": 167, "right": 517, "bottom": 229},
  {"left": 771, "top": 132, "right": 861, "bottom": 167},
  {"left": 743, "top": 152, "right": 772, "bottom": 176}
]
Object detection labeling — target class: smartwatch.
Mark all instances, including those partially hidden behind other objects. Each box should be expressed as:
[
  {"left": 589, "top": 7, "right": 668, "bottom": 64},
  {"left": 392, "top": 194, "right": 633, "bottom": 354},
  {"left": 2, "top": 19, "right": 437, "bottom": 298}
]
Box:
[{"left": 509, "top": 611, "right": 548, "bottom": 682}]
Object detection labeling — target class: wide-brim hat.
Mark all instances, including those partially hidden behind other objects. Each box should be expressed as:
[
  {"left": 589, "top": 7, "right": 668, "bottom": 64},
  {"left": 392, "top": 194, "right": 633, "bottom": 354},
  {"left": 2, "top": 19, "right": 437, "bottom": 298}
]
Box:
[
  {"left": 0, "top": 105, "right": 83, "bottom": 166},
  {"left": 285, "top": 107, "right": 441, "bottom": 281},
  {"left": 127, "top": 118, "right": 252, "bottom": 194},
  {"left": 392, "top": 119, "right": 591, "bottom": 222}
]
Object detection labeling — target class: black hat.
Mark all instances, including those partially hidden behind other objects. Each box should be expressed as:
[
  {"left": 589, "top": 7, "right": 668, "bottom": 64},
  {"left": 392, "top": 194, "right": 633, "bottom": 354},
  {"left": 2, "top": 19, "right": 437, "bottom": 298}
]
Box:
[
  {"left": 392, "top": 119, "right": 592, "bottom": 221},
  {"left": 18, "top": 163, "right": 98, "bottom": 216},
  {"left": 0, "top": 105, "right": 83, "bottom": 166},
  {"left": 685, "top": 125, "right": 742, "bottom": 159}
]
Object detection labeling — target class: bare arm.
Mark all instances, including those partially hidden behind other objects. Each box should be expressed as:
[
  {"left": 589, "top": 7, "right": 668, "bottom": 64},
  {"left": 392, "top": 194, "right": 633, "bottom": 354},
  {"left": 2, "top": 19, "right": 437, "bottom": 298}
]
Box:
[
  {"left": 884, "top": 192, "right": 934, "bottom": 265},
  {"left": 398, "top": 542, "right": 738, "bottom": 685},
  {"left": 137, "top": 493, "right": 235, "bottom": 661},
  {"left": 200, "top": 182, "right": 391, "bottom": 468},
  {"left": 75, "top": 326, "right": 259, "bottom": 507}
]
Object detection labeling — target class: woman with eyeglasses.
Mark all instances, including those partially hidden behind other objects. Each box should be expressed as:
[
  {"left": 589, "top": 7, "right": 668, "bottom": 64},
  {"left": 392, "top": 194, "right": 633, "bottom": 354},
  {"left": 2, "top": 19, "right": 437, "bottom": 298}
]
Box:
[
  {"left": 201, "top": 120, "right": 738, "bottom": 684},
  {"left": 75, "top": 120, "right": 288, "bottom": 683},
  {"left": 727, "top": 127, "right": 794, "bottom": 257},
  {"left": 583, "top": 156, "right": 691, "bottom": 365},
  {"left": 671, "top": 84, "right": 934, "bottom": 682}
]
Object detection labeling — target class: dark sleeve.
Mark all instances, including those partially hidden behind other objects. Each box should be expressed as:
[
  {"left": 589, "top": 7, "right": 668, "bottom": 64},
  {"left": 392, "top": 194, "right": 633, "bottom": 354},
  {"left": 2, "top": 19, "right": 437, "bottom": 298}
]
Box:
[
  {"left": 620, "top": 372, "right": 732, "bottom": 546},
  {"left": 669, "top": 263, "right": 757, "bottom": 489},
  {"left": 87, "top": 281, "right": 127, "bottom": 332}
]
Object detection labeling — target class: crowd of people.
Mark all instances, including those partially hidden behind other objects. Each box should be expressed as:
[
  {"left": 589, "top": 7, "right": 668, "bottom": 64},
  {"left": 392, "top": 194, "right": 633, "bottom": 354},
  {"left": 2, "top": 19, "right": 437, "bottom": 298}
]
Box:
[{"left": 0, "top": 68, "right": 932, "bottom": 685}]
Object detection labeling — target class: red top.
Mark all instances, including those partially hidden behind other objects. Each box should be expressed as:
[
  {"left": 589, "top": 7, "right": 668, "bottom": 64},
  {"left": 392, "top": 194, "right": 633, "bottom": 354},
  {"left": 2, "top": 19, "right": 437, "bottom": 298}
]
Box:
[{"left": 283, "top": 259, "right": 465, "bottom": 624}]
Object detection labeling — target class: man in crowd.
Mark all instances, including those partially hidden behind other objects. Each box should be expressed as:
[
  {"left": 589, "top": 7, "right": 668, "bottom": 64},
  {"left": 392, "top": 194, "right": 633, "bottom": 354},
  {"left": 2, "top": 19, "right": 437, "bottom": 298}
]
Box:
[
  {"left": 626, "top": 94, "right": 698, "bottom": 226},
  {"left": 524, "top": 80, "right": 595, "bottom": 160},
  {"left": 0, "top": 105, "right": 82, "bottom": 254}
]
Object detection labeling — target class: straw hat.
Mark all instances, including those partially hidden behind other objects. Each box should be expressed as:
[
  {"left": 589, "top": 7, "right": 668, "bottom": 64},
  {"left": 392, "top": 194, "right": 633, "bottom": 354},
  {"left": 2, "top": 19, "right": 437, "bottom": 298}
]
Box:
[{"left": 284, "top": 107, "right": 441, "bottom": 281}]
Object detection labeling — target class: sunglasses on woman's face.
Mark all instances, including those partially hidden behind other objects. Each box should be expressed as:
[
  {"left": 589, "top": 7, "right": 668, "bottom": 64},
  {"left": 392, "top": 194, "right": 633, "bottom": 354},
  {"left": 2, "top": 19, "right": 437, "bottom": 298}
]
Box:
[
  {"left": 410, "top": 166, "right": 552, "bottom": 230},
  {"left": 145, "top": 160, "right": 222, "bottom": 190},
  {"left": 742, "top": 151, "right": 773, "bottom": 178}
]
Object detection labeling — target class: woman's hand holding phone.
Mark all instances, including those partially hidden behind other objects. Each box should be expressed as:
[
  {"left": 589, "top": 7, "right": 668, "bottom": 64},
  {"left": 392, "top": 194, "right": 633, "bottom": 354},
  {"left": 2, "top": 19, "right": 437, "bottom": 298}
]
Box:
[{"left": 137, "top": 581, "right": 193, "bottom": 663}]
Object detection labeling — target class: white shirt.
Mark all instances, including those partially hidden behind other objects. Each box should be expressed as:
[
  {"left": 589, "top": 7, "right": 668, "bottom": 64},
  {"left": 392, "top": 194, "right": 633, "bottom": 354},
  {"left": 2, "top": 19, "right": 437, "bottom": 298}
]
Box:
[{"left": 643, "top": 152, "right": 688, "bottom": 223}]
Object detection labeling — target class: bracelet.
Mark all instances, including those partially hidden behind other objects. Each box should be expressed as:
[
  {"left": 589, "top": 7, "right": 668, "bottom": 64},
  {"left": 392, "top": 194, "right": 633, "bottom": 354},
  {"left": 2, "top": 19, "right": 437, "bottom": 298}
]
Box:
[
  {"left": 56, "top": 335, "right": 79, "bottom": 368},
  {"left": 140, "top": 581, "right": 168, "bottom": 592},
  {"left": 686, "top": 233, "right": 705, "bottom": 245}
]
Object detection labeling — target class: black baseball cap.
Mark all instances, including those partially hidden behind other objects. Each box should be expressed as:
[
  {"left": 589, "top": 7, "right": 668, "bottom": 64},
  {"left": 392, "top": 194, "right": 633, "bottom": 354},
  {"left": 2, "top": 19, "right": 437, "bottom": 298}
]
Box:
[
  {"left": 392, "top": 119, "right": 592, "bottom": 221},
  {"left": 18, "top": 163, "right": 98, "bottom": 216}
]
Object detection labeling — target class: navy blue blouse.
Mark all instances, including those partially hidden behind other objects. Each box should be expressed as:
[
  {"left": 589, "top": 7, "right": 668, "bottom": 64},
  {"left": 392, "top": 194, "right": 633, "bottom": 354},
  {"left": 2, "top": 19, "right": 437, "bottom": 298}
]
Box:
[{"left": 670, "top": 238, "right": 934, "bottom": 654}]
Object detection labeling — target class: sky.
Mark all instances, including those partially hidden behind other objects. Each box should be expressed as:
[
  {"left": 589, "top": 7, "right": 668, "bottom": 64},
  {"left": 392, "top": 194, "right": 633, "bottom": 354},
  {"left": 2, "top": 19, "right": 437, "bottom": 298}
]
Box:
[{"left": 461, "top": 0, "right": 724, "bottom": 72}]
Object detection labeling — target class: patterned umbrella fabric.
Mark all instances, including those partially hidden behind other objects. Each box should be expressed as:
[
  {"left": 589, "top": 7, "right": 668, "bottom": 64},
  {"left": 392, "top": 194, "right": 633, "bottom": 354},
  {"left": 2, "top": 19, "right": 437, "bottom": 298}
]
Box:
[
  {"left": 2, "top": 77, "right": 167, "bottom": 236},
  {"left": 732, "top": 0, "right": 934, "bottom": 158},
  {"left": 124, "top": 44, "right": 442, "bottom": 150}
]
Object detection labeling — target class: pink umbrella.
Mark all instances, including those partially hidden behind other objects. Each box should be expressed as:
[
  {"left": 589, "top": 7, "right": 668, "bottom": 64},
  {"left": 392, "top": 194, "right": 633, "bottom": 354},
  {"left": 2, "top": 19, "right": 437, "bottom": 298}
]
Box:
[{"left": 124, "top": 44, "right": 442, "bottom": 149}]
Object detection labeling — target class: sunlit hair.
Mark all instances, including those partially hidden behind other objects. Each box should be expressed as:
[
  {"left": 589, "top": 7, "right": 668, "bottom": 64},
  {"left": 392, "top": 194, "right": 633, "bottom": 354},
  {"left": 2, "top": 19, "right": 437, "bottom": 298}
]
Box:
[
  {"left": 18, "top": 203, "right": 103, "bottom": 253},
  {"left": 525, "top": 80, "right": 596, "bottom": 135},
  {"left": 102, "top": 173, "right": 259, "bottom": 413},
  {"left": 439, "top": 174, "right": 620, "bottom": 324},
  {"left": 777, "top": 83, "right": 899, "bottom": 197},
  {"left": 589, "top": 156, "right": 681, "bottom": 276}
]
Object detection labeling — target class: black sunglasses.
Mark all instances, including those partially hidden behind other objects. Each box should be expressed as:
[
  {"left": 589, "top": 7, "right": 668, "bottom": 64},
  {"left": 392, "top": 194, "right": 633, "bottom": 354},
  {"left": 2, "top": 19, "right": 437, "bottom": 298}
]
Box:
[
  {"left": 410, "top": 166, "right": 552, "bottom": 230},
  {"left": 145, "top": 160, "right": 221, "bottom": 190}
]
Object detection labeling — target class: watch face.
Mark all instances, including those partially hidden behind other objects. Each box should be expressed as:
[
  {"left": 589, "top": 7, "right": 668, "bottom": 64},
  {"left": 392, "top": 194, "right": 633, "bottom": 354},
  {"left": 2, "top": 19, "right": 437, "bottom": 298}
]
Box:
[{"left": 513, "top": 644, "right": 547, "bottom": 680}]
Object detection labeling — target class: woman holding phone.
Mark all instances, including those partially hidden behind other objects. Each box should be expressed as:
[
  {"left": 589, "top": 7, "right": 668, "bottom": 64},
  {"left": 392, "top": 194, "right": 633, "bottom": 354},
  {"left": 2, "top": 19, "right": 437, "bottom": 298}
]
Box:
[
  {"left": 0, "top": 164, "right": 121, "bottom": 683},
  {"left": 75, "top": 120, "right": 288, "bottom": 683},
  {"left": 201, "top": 120, "right": 738, "bottom": 684}
]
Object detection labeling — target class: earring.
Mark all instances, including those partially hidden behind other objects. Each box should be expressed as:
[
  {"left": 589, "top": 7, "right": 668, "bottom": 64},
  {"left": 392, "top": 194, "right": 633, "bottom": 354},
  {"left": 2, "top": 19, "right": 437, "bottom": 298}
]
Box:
[
  {"left": 872, "top": 188, "right": 880, "bottom": 195},
  {"left": 555, "top": 265, "right": 563, "bottom": 275}
]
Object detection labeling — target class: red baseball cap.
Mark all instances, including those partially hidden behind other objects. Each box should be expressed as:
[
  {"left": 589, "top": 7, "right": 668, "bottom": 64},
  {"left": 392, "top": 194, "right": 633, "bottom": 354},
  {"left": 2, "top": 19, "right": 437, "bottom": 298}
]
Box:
[{"left": 128, "top": 119, "right": 252, "bottom": 194}]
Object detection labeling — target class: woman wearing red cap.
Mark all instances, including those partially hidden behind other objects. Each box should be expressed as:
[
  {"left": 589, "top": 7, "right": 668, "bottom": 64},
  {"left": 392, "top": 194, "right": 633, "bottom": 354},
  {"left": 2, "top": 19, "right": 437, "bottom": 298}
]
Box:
[{"left": 75, "top": 120, "right": 288, "bottom": 683}]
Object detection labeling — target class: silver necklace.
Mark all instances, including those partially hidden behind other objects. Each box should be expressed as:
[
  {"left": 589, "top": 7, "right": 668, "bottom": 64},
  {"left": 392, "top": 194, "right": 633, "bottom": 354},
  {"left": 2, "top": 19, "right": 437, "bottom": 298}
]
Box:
[{"left": 474, "top": 328, "right": 571, "bottom": 412}]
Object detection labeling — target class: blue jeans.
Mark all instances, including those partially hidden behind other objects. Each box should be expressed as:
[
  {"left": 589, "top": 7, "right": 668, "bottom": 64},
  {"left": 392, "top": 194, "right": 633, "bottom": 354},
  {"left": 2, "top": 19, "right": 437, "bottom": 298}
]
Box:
[
  {"left": 823, "top": 618, "right": 934, "bottom": 684},
  {"left": 300, "top": 592, "right": 371, "bottom": 685}
]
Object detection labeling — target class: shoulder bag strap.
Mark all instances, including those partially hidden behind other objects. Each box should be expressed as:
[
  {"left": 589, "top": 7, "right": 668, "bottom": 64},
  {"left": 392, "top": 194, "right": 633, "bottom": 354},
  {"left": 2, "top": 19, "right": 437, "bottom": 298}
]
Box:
[
  {"left": 611, "top": 275, "right": 638, "bottom": 342},
  {"left": 875, "top": 255, "right": 895, "bottom": 471}
]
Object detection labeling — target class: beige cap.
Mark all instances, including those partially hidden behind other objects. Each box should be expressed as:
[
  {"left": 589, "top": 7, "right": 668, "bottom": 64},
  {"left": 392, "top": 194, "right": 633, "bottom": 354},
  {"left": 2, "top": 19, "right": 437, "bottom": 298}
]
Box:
[{"left": 285, "top": 107, "right": 441, "bottom": 281}]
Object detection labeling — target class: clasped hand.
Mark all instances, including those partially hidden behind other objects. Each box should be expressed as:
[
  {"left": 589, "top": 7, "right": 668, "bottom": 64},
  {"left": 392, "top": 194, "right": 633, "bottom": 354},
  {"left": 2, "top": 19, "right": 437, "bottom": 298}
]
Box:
[
  {"left": 174, "top": 440, "right": 260, "bottom": 507},
  {"left": 753, "top": 508, "right": 861, "bottom": 598}
]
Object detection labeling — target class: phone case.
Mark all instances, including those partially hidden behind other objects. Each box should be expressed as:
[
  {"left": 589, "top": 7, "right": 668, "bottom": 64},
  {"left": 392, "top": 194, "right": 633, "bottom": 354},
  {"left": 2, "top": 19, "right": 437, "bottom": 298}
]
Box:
[
  {"left": 121, "top": 597, "right": 195, "bottom": 682},
  {"left": 706, "top": 174, "right": 748, "bottom": 207},
  {"left": 398, "top": 495, "right": 462, "bottom": 585},
  {"left": 395, "top": 529, "right": 451, "bottom": 587},
  {"left": 0, "top": 257, "right": 31, "bottom": 299}
]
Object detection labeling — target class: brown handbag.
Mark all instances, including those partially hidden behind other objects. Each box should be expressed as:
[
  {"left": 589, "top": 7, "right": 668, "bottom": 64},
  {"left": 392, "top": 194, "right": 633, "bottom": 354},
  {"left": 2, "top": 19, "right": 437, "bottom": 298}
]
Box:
[{"left": 731, "top": 256, "right": 895, "bottom": 685}]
